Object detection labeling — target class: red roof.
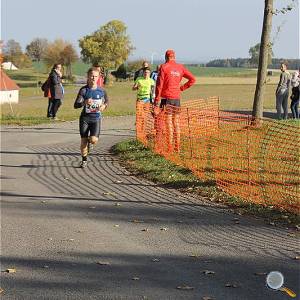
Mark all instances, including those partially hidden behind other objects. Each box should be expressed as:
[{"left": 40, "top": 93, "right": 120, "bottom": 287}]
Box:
[{"left": 0, "top": 69, "right": 20, "bottom": 91}]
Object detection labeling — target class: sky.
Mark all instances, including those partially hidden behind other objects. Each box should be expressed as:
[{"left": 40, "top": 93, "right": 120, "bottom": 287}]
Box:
[{"left": 1, "top": 0, "right": 299, "bottom": 63}]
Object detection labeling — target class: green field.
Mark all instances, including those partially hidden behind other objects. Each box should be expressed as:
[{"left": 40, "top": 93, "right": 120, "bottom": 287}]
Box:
[
  {"left": 0, "top": 66, "right": 284, "bottom": 125},
  {"left": 31, "top": 61, "right": 269, "bottom": 77},
  {"left": 32, "top": 61, "right": 90, "bottom": 76},
  {"left": 187, "top": 66, "right": 258, "bottom": 77}
]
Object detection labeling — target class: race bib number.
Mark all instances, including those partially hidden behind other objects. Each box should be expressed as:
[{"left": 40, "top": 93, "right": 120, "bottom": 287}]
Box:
[{"left": 85, "top": 99, "right": 103, "bottom": 114}]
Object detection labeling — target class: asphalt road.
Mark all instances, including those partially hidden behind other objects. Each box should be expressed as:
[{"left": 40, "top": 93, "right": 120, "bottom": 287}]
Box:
[{"left": 1, "top": 116, "right": 299, "bottom": 300}]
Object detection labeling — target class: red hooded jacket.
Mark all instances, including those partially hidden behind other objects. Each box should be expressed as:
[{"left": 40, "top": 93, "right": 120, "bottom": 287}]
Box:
[{"left": 154, "top": 60, "right": 196, "bottom": 105}]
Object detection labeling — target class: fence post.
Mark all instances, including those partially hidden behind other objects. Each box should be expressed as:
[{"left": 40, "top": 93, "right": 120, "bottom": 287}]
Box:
[
  {"left": 217, "top": 96, "right": 220, "bottom": 129},
  {"left": 186, "top": 107, "right": 194, "bottom": 158},
  {"left": 247, "top": 115, "right": 251, "bottom": 189}
]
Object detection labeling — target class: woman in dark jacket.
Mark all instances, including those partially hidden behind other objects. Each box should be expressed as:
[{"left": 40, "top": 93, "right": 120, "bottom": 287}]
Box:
[{"left": 47, "top": 64, "right": 64, "bottom": 119}]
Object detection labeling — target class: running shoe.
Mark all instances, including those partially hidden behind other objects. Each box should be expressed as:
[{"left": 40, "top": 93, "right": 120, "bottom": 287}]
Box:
[{"left": 80, "top": 160, "right": 88, "bottom": 168}]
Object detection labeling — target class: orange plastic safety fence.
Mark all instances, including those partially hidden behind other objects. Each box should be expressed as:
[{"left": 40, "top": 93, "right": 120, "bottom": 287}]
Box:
[{"left": 136, "top": 98, "right": 300, "bottom": 214}]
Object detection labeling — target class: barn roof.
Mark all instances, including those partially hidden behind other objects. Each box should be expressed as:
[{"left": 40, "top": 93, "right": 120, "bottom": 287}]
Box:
[{"left": 0, "top": 69, "right": 20, "bottom": 91}]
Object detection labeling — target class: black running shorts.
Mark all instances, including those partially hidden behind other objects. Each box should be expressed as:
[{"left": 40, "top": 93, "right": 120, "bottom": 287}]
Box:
[
  {"left": 79, "top": 116, "right": 101, "bottom": 138},
  {"left": 160, "top": 99, "right": 181, "bottom": 114},
  {"left": 160, "top": 98, "right": 180, "bottom": 108}
]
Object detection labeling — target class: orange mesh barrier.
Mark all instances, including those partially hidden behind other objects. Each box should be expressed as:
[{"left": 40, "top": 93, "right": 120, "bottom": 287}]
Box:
[{"left": 136, "top": 98, "right": 300, "bottom": 214}]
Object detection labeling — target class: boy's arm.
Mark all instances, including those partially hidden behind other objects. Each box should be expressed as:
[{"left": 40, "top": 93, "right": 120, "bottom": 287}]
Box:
[{"left": 74, "top": 88, "right": 85, "bottom": 109}]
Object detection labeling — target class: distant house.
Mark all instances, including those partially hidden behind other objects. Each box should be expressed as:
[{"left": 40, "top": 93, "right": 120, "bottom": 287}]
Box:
[
  {"left": 0, "top": 69, "right": 20, "bottom": 104},
  {"left": 1, "top": 62, "right": 18, "bottom": 70}
]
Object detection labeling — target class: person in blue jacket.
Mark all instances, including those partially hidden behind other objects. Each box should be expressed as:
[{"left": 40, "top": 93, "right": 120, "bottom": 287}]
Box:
[{"left": 74, "top": 67, "right": 109, "bottom": 168}]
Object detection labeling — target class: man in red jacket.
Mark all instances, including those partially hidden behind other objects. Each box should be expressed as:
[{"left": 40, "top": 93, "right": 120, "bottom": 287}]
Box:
[{"left": 154, "top": 49, "right": 196, "bottom": 152}]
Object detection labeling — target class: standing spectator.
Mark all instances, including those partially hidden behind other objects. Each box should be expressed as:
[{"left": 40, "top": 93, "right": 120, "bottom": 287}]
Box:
[
  {"left": 154, "top": 49, "right": 195, "bottom": 152},
  {"left": 92, "top": 63, "right": 105, "bottom": 87},
  {"left": 47, "top": 64, "right": 64, "bottom": 120},
  {"left": 132, "top": 67, "right": 155, "bottom": 139},
  {"left": 150, "top": 65, "right": 160, "bottom": 82},
  {"left": 150, "top": 64, "right": 161, "bottom": 99},
  {"left": 275, "top": 63, "right": 290, "bottom": 120},
  {"left": 290, "top": 69, "right": 300, "bottom": 119},
  {"left": 74, "top": 67, "right": 109, "bottom": 168},
  {"left": 134, "top": 61, "right": 149, "bottom": 81}
]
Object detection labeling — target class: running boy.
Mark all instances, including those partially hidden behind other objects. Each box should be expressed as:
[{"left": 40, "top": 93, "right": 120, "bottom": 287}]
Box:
[{"left": 74, "top": 67, "right": 109, "bottom": 168}]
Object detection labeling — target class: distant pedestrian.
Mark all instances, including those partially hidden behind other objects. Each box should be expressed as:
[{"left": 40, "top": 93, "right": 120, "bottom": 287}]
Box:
[
  {"left": 275, "top": 63, "right": 290, "bottom": 120},
  {"left": 150, "top": 65, "right": 160, "bottom": 82},
  {"left": 150, "top": 64, "right": 161, "bottom": 99},
  {"left": 74, "top": 67, "right": 109, "bottom": 168},
  {"left": 47, "top": 64, "right": 64, "bottom": 120},
  {"left": 154, "top": 49, "right": 195, "bottom": 152},
  {"left": 290, "top": 69, "right": 300, "bottom": 119},
  {"left": 134, "top": 61, "right": 149, "bottom": 81}
]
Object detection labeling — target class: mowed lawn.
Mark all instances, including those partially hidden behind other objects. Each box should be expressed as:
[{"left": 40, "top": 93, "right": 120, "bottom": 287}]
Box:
[{"left": 1, "top": 67, "right": 279, "bottom": 125}]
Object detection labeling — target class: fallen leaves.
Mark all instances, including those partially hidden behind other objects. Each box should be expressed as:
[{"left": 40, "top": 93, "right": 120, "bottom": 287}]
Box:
[
  {"left": 4, "top": 268, "right": 16, "bottom": 273},
  {"left": 141, "top": 228, "right": 149, "bottom": 232},
  {"left": 0, "top": 288, "right": 4, "bottom": 294},
  {"left": 202, "top": 297, "right": 214, "bottom": 300},
  {"left": 176, "top": 285, "right": 194, "bottom": 290},
  {"left": 115, "top": 202, "right": 121, "bottom": 207},
  {"left": 232, "top": 218, "right": 240, "bottom": 224},
  {"left": 225, "top": 283, "right": 238, "bottom": 288},
  {"left": 160, "top": 227, "right": 168, "bottom": 231},
  {"left": 203, "top": 270, "right": 215, "bottom": 275},
  {"left": 96, "top": 261, "right": 111, "bottom": 266},
  {"left": 131, "top": 219, "right": 145, "bottom": 223},
  {"left": 114, "top": 224, "right": 120, "bottom": 228},
  {"left": 132, "top": 277, "right": 140, "bottom": 281},
  {"left": 254, "top": 272, "right": 267, "bottom": 276},
  {"left": 103, "top": 191, "right": 117, "bottom": 197}
]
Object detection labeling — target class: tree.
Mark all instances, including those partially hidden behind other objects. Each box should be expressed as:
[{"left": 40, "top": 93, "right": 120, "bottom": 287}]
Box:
[
  {"left": 13, "top": 53, "right": 32, "bottom": 68},
  {"left": 43, "top": 39, "right": 78, "bottom": 77},
  {"left": 3, "top": 39, "right": 32, "bottom": 68},
  {"left": 43, "top": 39, "right": 68, "bottom": 67},
  {"left": 79, "top": 20, "right": 134, "bottom": 70},
  {"left": 249, "top": 42, "right": 273, "bottom": 67},
  {"left": 26, "top": 38, "right": 49, "bottom": 62},
  {"left": 127, "top": 60, "right": 145, "bottom": 73},
  {"left": 252, "top": 0, "right": 296, "bottom": 120},
  {"left": 0, "top": 40, "right": 4, "bottom": 64},
  {"left": 60, "top": 44, "right": 78, "bottom": 78},
  {"left": 3, "top": 39, "right": 22, "bottom": 62},
  {"left": 111, "top": 63, "right": 127, "bottom": 80}
]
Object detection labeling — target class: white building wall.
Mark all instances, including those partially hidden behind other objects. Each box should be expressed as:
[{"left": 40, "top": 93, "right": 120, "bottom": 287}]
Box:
[
  {"left": 0, "top": 90, "right": 19, "bottom": 104},
  {"left": 1, "top": 62, "right": 18, "bottom": 70}
]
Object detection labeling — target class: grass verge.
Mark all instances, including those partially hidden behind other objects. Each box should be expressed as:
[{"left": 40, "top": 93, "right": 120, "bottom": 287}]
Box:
[{"left": 112, "top": 139, "right": 300, "bottom": 228}]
